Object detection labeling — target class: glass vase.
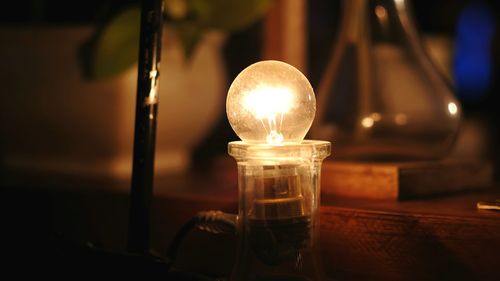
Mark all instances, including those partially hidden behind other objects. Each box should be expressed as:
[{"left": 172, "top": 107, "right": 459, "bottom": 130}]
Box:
[{"left": 311, "top": 0, "right": 461, "bottom": 160}]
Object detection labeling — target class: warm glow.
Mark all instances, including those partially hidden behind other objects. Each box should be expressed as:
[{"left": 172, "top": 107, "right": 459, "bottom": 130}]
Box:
[
  {"left": 244, "top": 86, "right": 293, "bottom": 119},
  {"left": 375, "top": 5, "right": 387, "bottom": 20},
  {"left": 448, "top": 102, "right": 458, "bottom": 115},
  {"left": 395, "top": 113, "right": 408, "bottom": 125},
  {"left": 266, "top": 130, "right": 284, "bottom": 145},
  {"left": 394, "top": 0, "right": 405, "bottom": 9},
  {"left": 146, "top": 69, "right": 158, "bottom": 105},
  {"left": 361, "top": 117, "right": 374, "bottom": 128},
  {"left": 243, "top": 86, "right": 293, "bottom": 144},
  {"left": 370, "top": 112, "right": 382, "bottom": 121},
  {"left": 360, "top": 113, "right": 381, "bottom": 128},
  {"left": 226, "top": 60, "right": 316, "bottom": 144}
]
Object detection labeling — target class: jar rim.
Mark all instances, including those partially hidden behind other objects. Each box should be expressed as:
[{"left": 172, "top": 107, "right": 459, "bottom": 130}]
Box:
[{"left": 228, "top": 140, "right": 331, "bottom": 161}]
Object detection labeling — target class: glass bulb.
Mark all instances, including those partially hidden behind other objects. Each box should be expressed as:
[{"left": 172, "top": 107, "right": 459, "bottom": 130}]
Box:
[{"left": 226, "top": 60, "right": 315, "bottom": 145}]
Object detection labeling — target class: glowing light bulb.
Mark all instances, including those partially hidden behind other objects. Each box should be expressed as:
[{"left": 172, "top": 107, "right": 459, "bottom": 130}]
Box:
[
  {"left": 226, "top": 60, "right": 315, "bottom": 145},
  {"left": 226, "top": 61, "right": 331, "bottom": 280}
]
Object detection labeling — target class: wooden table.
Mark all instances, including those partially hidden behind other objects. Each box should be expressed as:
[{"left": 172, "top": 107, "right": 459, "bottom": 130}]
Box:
[
  {"left": 1, "top": 173, "right": 499, "bottom": 280},
  {"left": 321, "top": 192, "right": 500, "bottom": 281}
]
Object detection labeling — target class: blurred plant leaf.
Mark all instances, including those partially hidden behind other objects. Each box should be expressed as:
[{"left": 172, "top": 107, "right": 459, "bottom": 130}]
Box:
[
  {"left": 80, "top": 5, "right": 140, "bottom": 79},
  {"left": 164, "top": 0, "right": 188, "bottom": 20},
  {"left": 173, "top": 22, "right": 203, "bottom": 58},
  {"left": 190, "top": 0, "right": 274, "bottom": 32},
  {"left": 80, "top": 0, "right": 275, "bottom": 80}
]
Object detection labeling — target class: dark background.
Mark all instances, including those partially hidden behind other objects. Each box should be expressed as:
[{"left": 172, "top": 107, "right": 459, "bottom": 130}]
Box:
[
  {"left": 0, "top": 0, "right": 499, "bottom": 277},
  {"left": 1, "top": 0, "right": 497, "bottom": 172}
]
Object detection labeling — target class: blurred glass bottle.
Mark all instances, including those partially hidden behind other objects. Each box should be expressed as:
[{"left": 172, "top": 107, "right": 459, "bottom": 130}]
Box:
[{"left": 311, "top": 0, "right": 462, "bottom": 160}]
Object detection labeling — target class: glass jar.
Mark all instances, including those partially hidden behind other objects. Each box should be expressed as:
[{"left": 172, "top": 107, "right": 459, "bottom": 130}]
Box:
[
  {"left": 311, "top": 0, "right": 461, "bottom": 160},
  {"left": 228, "top": 140, "right": 330, "bottom": 281}
]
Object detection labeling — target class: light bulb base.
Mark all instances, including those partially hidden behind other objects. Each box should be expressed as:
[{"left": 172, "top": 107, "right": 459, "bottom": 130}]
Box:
[{"left": 228, "top": 140, "right": 331, "bottom": 162}]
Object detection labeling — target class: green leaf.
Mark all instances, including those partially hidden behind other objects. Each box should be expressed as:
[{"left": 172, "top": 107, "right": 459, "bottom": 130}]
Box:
[
  {"left": 79, "top": 0, "right": 276, "bottom": 78},
  {"left": 190, "top": 0, "right": 275, "bottom": 32},
  {"left": 174, "top": 22, "right": 203, "bottom": 58},
  {"left": 82, "top": 6, "right": 141, "bottom": 79}
]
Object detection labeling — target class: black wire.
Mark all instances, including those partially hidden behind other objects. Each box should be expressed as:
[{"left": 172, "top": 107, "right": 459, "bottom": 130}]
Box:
[{"left": 166, "top": 210, "right": 237, "bottom": 263}]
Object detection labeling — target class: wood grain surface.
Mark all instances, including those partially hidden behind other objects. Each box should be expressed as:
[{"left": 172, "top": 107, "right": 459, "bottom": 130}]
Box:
[
  {"left": 322, "top": 160, "right": 493, "bottom": 200},
  {"left": 321, "top": 192, "right": 500, "bottom": 281}
]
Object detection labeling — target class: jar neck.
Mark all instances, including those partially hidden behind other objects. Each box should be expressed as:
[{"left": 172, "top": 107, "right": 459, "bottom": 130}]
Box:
[
  {"left": 339, "top": 0, "right": 418, "bottom": 43},
  {"left": 338, "top": 0, "right": 435, "bottom": 82}
]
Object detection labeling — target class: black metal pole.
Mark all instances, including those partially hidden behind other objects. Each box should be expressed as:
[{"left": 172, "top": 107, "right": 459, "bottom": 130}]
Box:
[{"left": 128, "top": 0, "right": 164, "bottom": 254}]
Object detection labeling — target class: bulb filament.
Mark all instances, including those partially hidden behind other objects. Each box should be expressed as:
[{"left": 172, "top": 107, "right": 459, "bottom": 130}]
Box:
[{"left": 244, "top": 85, "right": 293, "bottom": 145}]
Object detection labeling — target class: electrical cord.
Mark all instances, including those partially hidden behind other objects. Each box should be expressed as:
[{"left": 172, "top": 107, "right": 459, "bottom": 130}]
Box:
[{"left": 165, "top": 210, "right": 237, "bottom": 280}]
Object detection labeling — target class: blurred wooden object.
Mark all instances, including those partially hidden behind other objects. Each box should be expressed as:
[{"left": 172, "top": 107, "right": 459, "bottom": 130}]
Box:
[
  {"left": 263, "top": 0, "right": 307, "bottom": 72},
  {"left": 321, "top": 191, "right": 500, "bottom": 281},
  {"left": 322, "top": 160, "right": 493, "bottom": 200}
]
